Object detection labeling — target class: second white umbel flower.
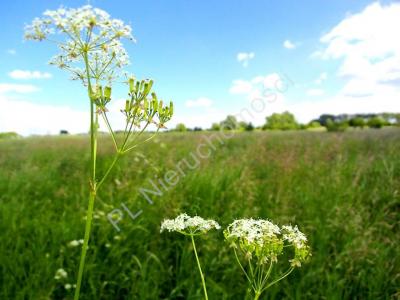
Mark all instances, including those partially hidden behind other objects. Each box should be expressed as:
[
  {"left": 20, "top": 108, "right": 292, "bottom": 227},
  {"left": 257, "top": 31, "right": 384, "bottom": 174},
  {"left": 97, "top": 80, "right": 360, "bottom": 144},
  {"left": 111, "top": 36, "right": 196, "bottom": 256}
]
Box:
[{"left": 160, "top": 213, "right": 220, "bottom": 235}]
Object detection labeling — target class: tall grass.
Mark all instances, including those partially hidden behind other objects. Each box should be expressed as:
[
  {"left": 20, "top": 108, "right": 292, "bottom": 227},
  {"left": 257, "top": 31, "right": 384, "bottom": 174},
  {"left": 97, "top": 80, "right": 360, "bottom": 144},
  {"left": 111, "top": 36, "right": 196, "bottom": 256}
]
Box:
[{"left": 0, "top": 129, "right": 399, "bottom": 299}]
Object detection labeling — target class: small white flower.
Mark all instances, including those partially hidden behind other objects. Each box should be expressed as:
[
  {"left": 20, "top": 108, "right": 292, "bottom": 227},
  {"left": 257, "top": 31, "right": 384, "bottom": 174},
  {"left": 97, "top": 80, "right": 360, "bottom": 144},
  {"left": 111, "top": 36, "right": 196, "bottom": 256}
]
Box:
[
  {"left": 54, "top": 268, "right": 68, "bottom": 280},
  {"left": 64, "top": 283, "right": 72, "bottom": 290},
  {"left": 160, "top": 213, "right": 220, "bottom": 234}
]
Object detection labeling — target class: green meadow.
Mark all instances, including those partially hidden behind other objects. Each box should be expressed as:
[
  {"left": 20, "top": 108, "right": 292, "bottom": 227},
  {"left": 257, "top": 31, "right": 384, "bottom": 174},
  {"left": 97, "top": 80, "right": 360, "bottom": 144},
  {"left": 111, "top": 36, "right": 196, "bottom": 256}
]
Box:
[{"left": 1, "top": 129, "right": 399, "bottom": 299}]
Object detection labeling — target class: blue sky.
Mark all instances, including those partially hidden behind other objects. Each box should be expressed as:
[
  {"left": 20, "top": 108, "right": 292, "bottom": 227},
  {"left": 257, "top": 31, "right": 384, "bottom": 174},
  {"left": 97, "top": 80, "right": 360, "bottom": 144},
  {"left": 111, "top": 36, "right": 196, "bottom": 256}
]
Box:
[{"left": 0, "top": 0, "right": 399, "bottom": 134}]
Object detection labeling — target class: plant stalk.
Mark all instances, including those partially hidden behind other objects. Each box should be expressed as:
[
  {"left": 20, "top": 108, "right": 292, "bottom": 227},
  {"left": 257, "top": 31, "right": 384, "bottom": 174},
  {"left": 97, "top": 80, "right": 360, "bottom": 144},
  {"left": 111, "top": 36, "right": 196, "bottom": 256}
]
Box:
[
  {"left": 254, "top": 291, "right": 261, "bottom": 300},
  {"left": 74, "top": 51, "right": 97, "bottom": 300},
  {"left": 191, "top": 235, "right": 208, "bottom": 300}
]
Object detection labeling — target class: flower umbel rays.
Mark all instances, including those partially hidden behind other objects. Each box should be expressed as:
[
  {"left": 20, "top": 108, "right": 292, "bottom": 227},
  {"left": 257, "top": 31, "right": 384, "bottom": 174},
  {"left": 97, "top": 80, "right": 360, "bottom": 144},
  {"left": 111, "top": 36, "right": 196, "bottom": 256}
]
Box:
[
  {"left": 161, "top": 214, "right": 220, "bottom": 300},
  {"left": 224, "top": 219, "right": 311, "bottom": 300}
]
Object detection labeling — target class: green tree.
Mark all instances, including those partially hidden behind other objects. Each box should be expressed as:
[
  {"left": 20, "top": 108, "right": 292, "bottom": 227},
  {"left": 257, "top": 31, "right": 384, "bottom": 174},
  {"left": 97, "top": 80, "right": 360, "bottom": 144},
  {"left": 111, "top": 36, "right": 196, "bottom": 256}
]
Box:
[
  {"left": 349, "top": 117, "right": 365, "bottom": 128},
  {"left": 220, "top": 115, "right": 238, "bottom": 130},
  {"left": 264, "top": 111, "right": 299, "bottom": 130},
  {"left": 307, "top": 121, "right": 322, "bottom": 129},
  {"left": 210, "top": 123, "right": 220, "bottom": 131},
  {"left": 326, "top": 118, "right": 349, "bottom": 132},
  {"left": 367, "top": 117, "right": 385, "bottom": 129},
  {"left": 245, "top": 122, "right": 254, "bottom": 131},
  {"left": 175, "top": 123, "right": 187, "bottom": 132}
]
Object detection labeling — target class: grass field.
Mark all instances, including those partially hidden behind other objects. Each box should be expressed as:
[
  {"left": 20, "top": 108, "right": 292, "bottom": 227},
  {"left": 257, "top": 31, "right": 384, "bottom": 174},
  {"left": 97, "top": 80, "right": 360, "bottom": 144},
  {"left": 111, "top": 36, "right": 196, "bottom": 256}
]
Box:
[{"left": 0, "top": 129, "right": 399, "bottom": 299}]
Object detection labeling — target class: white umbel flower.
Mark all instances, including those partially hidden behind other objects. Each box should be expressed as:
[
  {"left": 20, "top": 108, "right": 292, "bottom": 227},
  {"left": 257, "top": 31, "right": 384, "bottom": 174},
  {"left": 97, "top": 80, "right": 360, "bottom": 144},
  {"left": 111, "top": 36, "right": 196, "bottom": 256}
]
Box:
[
  {"left": 160, "top": 213, "right": 220, "bottom": 235},
  {"left": 25, "top": 5, "right": 134, "bottom": 83}
]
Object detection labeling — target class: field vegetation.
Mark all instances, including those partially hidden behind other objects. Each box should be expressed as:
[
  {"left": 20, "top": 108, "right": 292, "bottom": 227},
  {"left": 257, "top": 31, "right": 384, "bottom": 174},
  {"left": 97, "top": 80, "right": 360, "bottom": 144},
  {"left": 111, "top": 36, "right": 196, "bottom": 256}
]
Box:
[{"left": 0, "top": 129, "right": 399, "bottom": 299}]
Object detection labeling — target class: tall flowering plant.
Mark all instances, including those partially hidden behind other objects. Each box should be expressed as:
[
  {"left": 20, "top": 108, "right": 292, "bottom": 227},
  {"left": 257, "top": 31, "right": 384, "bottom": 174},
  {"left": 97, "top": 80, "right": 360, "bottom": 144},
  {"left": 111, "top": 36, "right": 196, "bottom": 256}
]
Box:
[{"left": 25, "top": 6, "right": 173, "bottom": 300}]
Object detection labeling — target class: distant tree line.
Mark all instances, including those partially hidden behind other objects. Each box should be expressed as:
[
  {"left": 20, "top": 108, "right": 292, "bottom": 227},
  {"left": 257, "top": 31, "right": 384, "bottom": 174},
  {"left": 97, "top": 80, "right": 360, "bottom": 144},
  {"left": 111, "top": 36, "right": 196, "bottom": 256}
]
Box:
[
  {"left": 0, "top": 132, "right": 20, "bottom": 140},
  {"left": 171, "top": 112, "right": 400, "bottom": 132}
]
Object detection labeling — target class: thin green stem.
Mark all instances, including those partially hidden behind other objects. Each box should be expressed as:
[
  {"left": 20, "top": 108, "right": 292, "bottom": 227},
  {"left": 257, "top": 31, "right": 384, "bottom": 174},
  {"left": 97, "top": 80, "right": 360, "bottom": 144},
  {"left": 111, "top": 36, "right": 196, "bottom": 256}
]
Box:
[
  {"left": 74, "top": 190, "right": 96, "bottom": 300},
  {"left": 254, "top": 291, "right": 261, "bottom": 300},
  {"left": 96, "top": 152, "right": 121, "bottom": 191},
  {"left": 263, "top": 267, "right": 294, "bottom": 291},
  {"left": 260, "top": 260, "right": 274, "bottom": 288},
  {"left": 233, "top": 248, "right": 253, "bottom": 286},
  {"left": 190, "top": 235, "right": 208, "bottom": 300},
  {"left": 122, "top": 129, "right": 159, "bottom": 154},
  {"left": 101, "top": 111, "right": 118, "bottom": 151},
  {"left": 74, "top": 50, "right": 97, "bottom": 300}
]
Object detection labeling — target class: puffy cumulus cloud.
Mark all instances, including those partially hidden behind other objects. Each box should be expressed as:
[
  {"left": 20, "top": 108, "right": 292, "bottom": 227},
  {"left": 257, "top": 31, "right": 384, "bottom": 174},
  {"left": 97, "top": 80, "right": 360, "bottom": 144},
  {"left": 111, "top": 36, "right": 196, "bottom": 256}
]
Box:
[
  {"left": 0, "top": 83, "right": 40, "bottom": 93},
  {"left": 227, "top": 73, "right": 296, "bottom": 125},
  {"left": 237, "top": 52, "right": 255, "bottom": 67},
  {"left": 229, "top": 73, "right": 293, "bottom": 103},
  {"left": 9, "top": 70, "right": 52, "bottom": 80},
  {"left": 0, "top": 95, "right": 87, "bottom": 135},
  {"left": 185, "top": 97, "right": 213, "bottom": 108},
  {"left": 283, "top": 39, "right": 296, "bottom": 49},
  {"left": 318, "top": 2, "right": 400, "bottom": 103}
]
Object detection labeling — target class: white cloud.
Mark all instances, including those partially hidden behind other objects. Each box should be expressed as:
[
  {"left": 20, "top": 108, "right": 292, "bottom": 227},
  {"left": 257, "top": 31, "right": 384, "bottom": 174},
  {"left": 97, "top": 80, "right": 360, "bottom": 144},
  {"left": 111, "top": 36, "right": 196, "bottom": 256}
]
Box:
[
  {"left": 237, "top": 52, "right": 255, "bottom": 67},
  {"left": 229, "top": 79, "right": 253, "bottom": 94},
  {"left": 9, "top": 70, "right": 52, "bottom": 80},
  {"left": 307, "top": 89, "right": 325, "bottom": 96},
  {"left": 230, "top": 73, "right": 291, "bottom": 101},
  {"left": 0, "top": 95, "right": 138, "bottom": 136},
  {"left": 0, "top": 83, "right": 40, "bottom": 94},
  {"left": 283, "top": 40, "right": 296, "bottom": 49},
  {"left": 185, "top": 97, "right": 213, "bottom": 108},
  {"left": 315, "top": 2, "right": 400, "bottom": 112},
  {"left": 7, "top": 49, "right": 16, "bottom": 55},
  {"left": 0, "top": 95, "right": 87, "bottom": 135},
  {"left": 314, "top": 72, "right": 328, "bottom": 84}
]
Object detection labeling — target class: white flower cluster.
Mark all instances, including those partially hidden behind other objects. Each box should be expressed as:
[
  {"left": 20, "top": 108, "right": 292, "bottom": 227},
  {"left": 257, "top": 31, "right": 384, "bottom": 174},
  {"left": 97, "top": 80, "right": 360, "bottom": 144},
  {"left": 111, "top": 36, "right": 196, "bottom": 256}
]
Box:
[
  {"left": 224, "top": 218, "right": 311, "bottom": 266},
  {"left": 282, "top": 225, "right": 308, "bottom": 249},
  {"left": 225, "top": 218, "right": 281, "bottom": 247},
  {"left": 54, "top": 268, "right": 68, "bottom": 280},
  {"left": 25, "top": 5, "right": 134, "bottom": 83},
  {"left": 160, "top": 213, "right": 221, "bottom": 235}
]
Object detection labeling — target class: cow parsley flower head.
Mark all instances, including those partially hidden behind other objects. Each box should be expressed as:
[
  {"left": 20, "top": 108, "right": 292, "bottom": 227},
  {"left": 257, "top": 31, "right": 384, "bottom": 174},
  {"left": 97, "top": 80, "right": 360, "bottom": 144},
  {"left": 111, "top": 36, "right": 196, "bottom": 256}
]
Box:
[
  {"left": 24, "top": 5, "right": 134, "bottom": 84},
  {"left": 224, "top": 218, "right": 311, "bottom": 266},
  {"left": 224, "top": 218, "right": 283, "bottom": 263},
  {"left": 224, "top": 218, "right": 311, "bottom": 299},
  {"left": 160, "top": 213, "right": 221, "bottom": 235}
]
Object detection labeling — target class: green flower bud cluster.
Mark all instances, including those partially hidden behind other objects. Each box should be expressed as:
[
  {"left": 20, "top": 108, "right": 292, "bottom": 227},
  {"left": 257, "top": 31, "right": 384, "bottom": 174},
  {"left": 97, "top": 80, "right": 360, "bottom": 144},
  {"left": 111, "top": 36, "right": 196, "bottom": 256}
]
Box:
[
  {"left": 92, "top": 85, "right": 112, "bottom": 112},
  {"left": 122, "top": 77, "right": 173, "bottom": 129}
]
